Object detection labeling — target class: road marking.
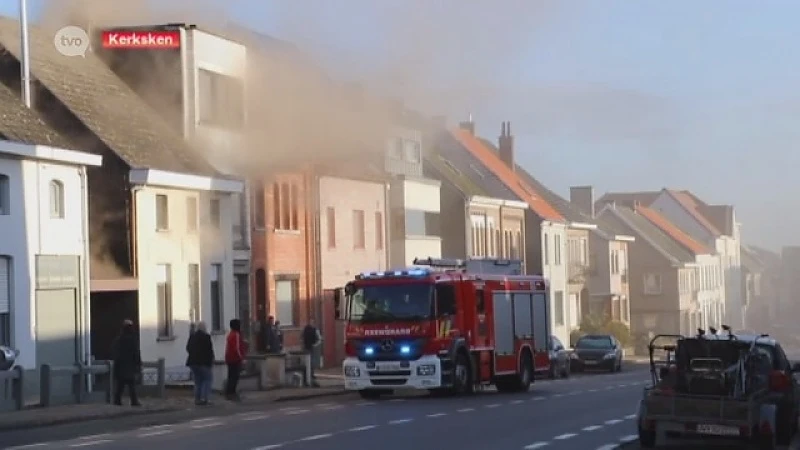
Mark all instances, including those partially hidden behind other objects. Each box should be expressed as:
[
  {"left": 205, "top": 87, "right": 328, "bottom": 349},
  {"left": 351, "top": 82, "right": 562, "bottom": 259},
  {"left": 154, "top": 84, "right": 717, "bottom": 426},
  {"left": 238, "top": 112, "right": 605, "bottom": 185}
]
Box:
[
  {"left": 78, "top": 434, "right": 111, "bottom": 440},
  {"left": 595, "top": 445, "right": 618, "bottom": 450},
  {"left": 286, "top": 409, "right": 310, "bottom": 415},
  {"left": 427, "top": 413, "right": 447, "bottom": 418},
  {"left": 313, "top": 403, "right": 334, "bottom": 408},
  {"left": 5, "top": 444, "right": 49, "bottom": 450},
  {"left": 252, "top": 445, "right": 284, "bottom": 450},
  {"left": 279, "top": 406, "right": 300, "bottom": 411},
  {"left": 587, "top": 389, "right": 598, "bottom": 392},
  {"left": 348, "top": 425, "right": 377, "bottom": 432},
  {"left": 457, "top": 408, "right": 475, "bottom": 412},
  {"left": 583, "top": 425, "right": 603, "bottom": 431},
  {"left": 191, "top": 416, "right": 221, "bottom": 422},
  {"left": 356, "top": 401, "right": 376, "bottom": 406},
  {"left": 605, "top": 419, "right": 623, "bottom": 425},
  {"left": 524, "top": 443, "right": 550, "bottom": 449},
  {"left": 389, "top": 398, "right": 405, "bottom": 402},
  {"left": 553, "top": 433, "right": 576, "bottom": 440},
  {"left": 619, "top": 435, "right": 638, "bottom": 443},
  {"left": 389, "top": 418, "right": 413, "bottom": 425},
  {"left": 323, "top": 404, "right": 344, "bottom": 410},
  {"left": 617, "top": 384, "right": 628, "bottom": 388},
  {"left": 531, "top": 396, "right": 546, "bottom": 401},
  {"left": 603, "top": 386, "right": 614, "bottom": 390},
  {"left": 69, "top": 441, "right": 112, "bottom": 448},
  {"left": 138, "top": 424, "right": 171, "bottom": 431},
  {"left": 486, "top": 403, "right": 501, "bottom": 408},
  {"left": 624, "top": 414, "right": 636, "bottom": 419},
  {"left": 191, "top": 422, "right": 223, "bottom": 429},
  {"left": 242, "top": 414, "right": 271, "bottom": 421},
  {"left": 138, "top": 430, "right": 173, "bottom": 437},
  {"left": 510, "top": 399, "right": 525, "bottom": 404},
  {"left": 299, "top": 434, "right": 332, "bottom": 441},
  {"left": 552, "top": 394, "right": 564, "bottom": 398}
]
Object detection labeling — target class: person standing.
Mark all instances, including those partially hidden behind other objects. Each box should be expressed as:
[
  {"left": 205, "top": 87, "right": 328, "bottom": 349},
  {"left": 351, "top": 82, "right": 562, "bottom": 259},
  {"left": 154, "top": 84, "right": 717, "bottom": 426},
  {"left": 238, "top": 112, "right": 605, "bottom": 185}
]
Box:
[
  {"left": 111, "top": 319, "right": 142, "bottom": 406},
  {"left": 302, "top": 319, "right": 321, "bottom": 387},
  {"left": 186, "top": 321, "right": 214, "bottom": 405},
  {"left": 224, "top": 318, "right": 247, "bottom": 401}
]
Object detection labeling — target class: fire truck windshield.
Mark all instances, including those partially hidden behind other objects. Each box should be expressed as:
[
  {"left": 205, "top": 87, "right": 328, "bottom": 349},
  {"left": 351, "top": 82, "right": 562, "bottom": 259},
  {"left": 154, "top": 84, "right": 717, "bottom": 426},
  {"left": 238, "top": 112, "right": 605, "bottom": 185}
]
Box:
[{"left": 348, "top": 283, "right": 434, "bottom": 323}]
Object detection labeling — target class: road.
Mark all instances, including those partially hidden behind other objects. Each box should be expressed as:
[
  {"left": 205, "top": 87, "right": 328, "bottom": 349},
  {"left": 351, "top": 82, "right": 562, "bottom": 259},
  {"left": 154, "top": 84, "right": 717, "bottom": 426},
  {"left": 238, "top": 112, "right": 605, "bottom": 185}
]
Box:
[{"left": 2, "top": 366, "right": 651, "bottom": 450}]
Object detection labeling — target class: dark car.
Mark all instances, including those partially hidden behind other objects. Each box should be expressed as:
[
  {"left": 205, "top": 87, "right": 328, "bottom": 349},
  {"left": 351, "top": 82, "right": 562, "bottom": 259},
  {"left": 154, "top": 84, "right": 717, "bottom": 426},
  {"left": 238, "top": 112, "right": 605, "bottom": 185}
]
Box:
[
  {"left": 571, "top": 334, "right": 623, "bottom": 373},
  {"left": 547, "top": 335, "right": 570, "bottom": 379}
]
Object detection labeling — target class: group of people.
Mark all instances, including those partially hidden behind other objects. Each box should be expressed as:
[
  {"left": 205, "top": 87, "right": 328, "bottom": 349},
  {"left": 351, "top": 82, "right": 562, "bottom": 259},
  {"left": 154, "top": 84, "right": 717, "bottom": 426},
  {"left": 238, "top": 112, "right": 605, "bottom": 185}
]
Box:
[{"left": 110, "top": 317, "right": 323, "bottom": 406}]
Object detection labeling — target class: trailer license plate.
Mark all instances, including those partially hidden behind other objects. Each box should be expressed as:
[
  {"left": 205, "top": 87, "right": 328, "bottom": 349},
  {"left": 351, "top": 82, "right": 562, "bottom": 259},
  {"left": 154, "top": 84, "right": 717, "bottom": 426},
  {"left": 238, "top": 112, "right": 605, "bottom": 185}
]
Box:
[
  {"left": 375, "top": 363, "right": 401, "bottom": 372},
  {"left": 697, "top": 424, "right": 740, "bottom": 436}
]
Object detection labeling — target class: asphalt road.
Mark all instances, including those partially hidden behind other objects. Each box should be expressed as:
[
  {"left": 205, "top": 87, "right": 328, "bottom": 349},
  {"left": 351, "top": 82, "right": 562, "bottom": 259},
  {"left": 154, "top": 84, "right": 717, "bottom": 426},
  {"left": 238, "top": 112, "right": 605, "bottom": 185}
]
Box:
[{"left": 2, "top": 366, "right": 651, "bottom": 450}]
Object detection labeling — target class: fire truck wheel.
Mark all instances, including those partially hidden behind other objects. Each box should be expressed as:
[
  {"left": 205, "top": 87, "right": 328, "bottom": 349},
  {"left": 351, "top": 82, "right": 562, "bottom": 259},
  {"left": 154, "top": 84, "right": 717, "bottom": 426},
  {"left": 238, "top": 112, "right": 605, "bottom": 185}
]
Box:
[
  {"left": 451, "top": 352, "right": 473, "bottom": 395},
  {"left": 516, "top": 352, "right": 533, "bottom": 392}
]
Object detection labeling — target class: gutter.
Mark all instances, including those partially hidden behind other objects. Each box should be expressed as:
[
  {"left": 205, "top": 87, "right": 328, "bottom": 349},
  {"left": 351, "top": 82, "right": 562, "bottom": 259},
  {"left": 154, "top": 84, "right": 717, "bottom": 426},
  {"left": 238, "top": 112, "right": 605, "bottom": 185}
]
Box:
[
  {"left": 79, "top": 166, "right": 92, "bottom": 391},
  {"left": 311, "top": 171, "right": 323, "bottom": 322}
]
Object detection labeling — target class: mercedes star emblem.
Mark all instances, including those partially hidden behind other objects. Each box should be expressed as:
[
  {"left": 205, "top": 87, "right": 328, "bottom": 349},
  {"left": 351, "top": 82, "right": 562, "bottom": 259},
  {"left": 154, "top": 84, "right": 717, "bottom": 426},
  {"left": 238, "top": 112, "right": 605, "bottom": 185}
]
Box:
[{"left": 381, "top": 339, "right": 394, "bottom": 352}]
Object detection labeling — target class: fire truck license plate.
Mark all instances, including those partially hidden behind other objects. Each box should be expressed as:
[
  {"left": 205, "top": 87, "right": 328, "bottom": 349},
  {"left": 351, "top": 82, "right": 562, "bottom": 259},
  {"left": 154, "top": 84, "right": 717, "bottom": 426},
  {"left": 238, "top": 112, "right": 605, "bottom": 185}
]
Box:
[
  {"left": 696, "top": 424, "right": 739, "bottom": 436},
  {"left": 375, "top": 363, "right": 401, "bottom": 372}
]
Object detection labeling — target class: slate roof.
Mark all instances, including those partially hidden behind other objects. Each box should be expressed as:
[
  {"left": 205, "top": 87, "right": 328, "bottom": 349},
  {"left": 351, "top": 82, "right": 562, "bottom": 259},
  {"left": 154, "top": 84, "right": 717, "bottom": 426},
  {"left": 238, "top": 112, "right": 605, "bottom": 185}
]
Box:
[
  {"left": 599, "top": 205, "right": 696, "bottom": 264},
  {"left": 0, "top": 82, "right": 73, "bottom": 148},
  {"left": 450, "top": 128, "right": 563, "bottom": 221},
  {"left": 426, "top": 130, "right": 518, "bottom": 200},
  {"left": 0, "top": 17, "right": 218, "bottom": 176},
  {"left": 634, "top": 204, "right": 712, "bottom": 255},
  {"left": 595, "top": 191, "right": 660, "bottom": 210},
  {"left": 663, "top": 189, "right": 722, "bottom": 237}
]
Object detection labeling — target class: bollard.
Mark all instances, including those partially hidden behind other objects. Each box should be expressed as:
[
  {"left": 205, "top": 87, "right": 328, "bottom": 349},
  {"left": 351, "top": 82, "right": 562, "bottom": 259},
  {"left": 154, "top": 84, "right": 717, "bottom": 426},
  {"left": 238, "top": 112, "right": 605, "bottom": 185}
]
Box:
[
  {"left": 40, "top": 364, "right": 51, "bottom": 407},
  {"left": 105, "top": 360, "right": 114, "bottom": 404},
  {"left": 12, "top": 366, "right": 23, "bottom": 410}
]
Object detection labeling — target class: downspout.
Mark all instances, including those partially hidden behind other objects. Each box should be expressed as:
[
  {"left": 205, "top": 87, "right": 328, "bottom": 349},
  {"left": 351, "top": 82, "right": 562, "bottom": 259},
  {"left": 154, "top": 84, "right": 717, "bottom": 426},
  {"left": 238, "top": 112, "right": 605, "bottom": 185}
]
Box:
[
  {"left": 384, "top": 181, "right": 391, "bottom": 268},
  {"left": 311, "top": 170, "right": 322, "bottom": 323},
  {"left": 464, "top": 195, "right": 472, "bottom": 258},
  {"left": 79, "top": 166, "right": 92, "bottom": 391},
  {"left": 130, "top": 184, "right": 142, "bottom": 279}
]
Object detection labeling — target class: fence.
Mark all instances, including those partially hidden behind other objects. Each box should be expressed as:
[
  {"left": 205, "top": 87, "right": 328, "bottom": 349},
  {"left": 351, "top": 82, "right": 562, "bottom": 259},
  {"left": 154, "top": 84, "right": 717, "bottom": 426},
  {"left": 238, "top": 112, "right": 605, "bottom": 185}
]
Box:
[{"left": 0, "top": 358, "right": 166, "bottom": 412}]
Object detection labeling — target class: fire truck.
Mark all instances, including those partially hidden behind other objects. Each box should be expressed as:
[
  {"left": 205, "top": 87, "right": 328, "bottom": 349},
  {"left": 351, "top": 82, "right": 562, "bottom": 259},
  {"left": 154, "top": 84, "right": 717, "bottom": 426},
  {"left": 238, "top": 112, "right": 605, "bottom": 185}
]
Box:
[{"left": 334, "top": 257, "right": 551, "bottom": 398}]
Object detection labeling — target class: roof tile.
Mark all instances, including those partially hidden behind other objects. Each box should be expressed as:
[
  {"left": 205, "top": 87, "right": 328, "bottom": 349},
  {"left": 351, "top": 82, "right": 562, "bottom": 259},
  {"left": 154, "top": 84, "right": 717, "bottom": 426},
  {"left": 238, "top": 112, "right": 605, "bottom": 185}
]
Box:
[
  {"left": 605, "top": 206, "right": 695, "bottom": 263},
  {"left": 0, "top": 82, "right": 73, "bottom": 148},
  {"left": 635, "top": 204, "right": 712, "bottom": 255},
  {"left": 665, "top": 189, "right": 722, "bottom": 236}
]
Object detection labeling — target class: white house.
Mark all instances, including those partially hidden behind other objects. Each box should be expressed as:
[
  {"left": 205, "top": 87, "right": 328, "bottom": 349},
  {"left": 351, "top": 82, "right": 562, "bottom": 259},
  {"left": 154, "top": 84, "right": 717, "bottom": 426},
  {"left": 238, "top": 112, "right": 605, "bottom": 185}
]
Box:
[
  {"left": 0, "top": 140, "right": 101, "bottom": 375},
  {"left": 129, "top": 169, "right": 243, "bottom": 375}
]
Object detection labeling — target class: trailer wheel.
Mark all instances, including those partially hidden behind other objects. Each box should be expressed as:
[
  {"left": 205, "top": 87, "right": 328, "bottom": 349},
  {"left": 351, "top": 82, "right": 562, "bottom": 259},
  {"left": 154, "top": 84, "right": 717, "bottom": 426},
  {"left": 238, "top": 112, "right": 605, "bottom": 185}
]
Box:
[{"left": 638, "top": 426, "right": 656, "bottom": 448}]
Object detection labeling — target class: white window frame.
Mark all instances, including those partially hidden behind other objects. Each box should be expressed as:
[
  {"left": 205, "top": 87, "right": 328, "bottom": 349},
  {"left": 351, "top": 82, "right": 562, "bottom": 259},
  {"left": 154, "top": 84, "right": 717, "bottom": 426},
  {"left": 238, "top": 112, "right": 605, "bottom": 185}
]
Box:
[{"left": 49, "top": 180, "right": 65, "bottom": 219}]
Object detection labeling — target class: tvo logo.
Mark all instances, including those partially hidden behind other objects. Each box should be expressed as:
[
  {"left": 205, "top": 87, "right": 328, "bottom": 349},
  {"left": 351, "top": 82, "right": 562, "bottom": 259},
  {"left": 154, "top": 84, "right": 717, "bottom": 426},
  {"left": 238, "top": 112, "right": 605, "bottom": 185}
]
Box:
[{"left": 53, "top": 26, "right": 90, "bottom": 57}]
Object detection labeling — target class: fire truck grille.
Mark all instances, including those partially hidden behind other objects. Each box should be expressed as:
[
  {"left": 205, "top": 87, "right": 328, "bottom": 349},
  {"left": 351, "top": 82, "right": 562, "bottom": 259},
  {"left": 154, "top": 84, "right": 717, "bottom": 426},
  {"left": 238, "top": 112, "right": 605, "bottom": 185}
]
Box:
[
  {"left": 370, "top": 378, "right": 409, "bottom": 386},
  {"left": 367, "top": 370, "right": 412, "bottom": 377}
]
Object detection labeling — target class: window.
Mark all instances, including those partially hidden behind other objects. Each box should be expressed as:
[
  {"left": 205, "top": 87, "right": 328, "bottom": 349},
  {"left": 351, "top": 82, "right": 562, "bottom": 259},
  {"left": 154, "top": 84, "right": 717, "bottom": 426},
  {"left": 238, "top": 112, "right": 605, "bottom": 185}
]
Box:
[
  {"left": 470, "top": 214, "right": 486, "bottom": 257},
  {"left": 554, "top": 235, "right": 562, "bottom": 265},
  {"left": 326, "top": 207, "right": 336, "bottom": 248},
  {"left": 280, "top": 182, "right": 290, "bottom": 229},
  {"left": 512, "top": 231, "right": 522, "bottom": 260},
  {"left": 543, "top": 233, "right": 550, "bottom": 264},
  {"left": 156, "top": 194, "right": 169, "bottom": 230},
  {"left": 210, "top": 264, "right": 223, "bottom": 332},
  {"left": 198, "top": 68, "right": 245, "bottom": 129},
  {"left": 0, "top": 256, "right": 11, "bottom": 346},
  {"left": 290, "top": 184, "right": 299, "bottom": 230},
  {"left": 188, "top": 264, "right": 200, "bottom": 323},
  {"left": 209, "top": 198, "right": 221, "bottom": 229},
  {"left": 275, "top": 276, "right": 299, "bottom": 327},
  {"left": 0, "top": 174, "right": 8, "bottom": 215},
  {"left": 387, "top": 137, "right": 403, "bottom": 160},
  {"left": 610, "top": 250, "right": 620, "bottom": 274},
  {"left": 353, "top": 210, "right": 366, "bottom": 249},
  {"left": 554, "top": 291, "right": 564, "bottom": 326},
  {"left": 186, "top": 197, "right": 198, "bottom": 232},
  {"left": 621, "top": 295, "right": 629, "bottom": 322},
  {"left": 643, "top": 273, "right": 662, "bottom": 295},
  {"left": 273, "top": 182, "right": 300, "bottom": 231},
  {"left": 272, "top": 184, "right": 281, "bottom": 230},
  {"left": 404, "top": 139, "right": 421, "bottom": 163},
  {"left": 254, "top": 184, "right": 265, "bottom": 229},
  {"left": 49, "top": 180, "right": 64, "bottom": 219},
  {"left": 404, "top": 209, "right": 441, "bottom": 237},
  {"left": 232, "top": 193, "right": 245, "bottom": 241},
  {"left": 156, "top": 264, "right": 173, "bottom": 338},
  {"left": 435, "top": 283, "right": 457, "bottom": 317},
  {"left": 375, "top": 211, "right": 384, "bottom": 250}
]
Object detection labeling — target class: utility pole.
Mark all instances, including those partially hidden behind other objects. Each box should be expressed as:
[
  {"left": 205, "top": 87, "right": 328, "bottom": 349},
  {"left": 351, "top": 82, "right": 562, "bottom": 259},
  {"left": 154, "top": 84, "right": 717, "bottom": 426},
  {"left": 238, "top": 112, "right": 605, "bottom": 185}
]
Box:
[{"left": 19, "top": 0, "right": 32, "bottom": 108}]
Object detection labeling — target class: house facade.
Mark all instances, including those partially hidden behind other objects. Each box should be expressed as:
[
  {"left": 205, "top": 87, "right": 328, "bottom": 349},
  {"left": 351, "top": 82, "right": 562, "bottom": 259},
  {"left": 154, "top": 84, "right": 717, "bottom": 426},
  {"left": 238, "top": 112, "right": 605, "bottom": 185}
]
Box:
[
  {"left": 449, "top": 120, "right": 572, "bottom": 345},
  {"left": 0, "top": 139, "right": 101, "bottom": 390},
  {"left": 96, "top": 24, "right": 253, "bottom": 338},
  {"left": 747, "top": 246, "right": 781, "bottom": 329}
]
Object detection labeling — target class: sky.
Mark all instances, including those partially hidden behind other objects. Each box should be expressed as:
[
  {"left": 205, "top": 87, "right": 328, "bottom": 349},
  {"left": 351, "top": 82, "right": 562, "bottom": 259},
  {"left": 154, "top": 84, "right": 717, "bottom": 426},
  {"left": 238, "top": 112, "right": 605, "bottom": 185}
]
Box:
[{"left": 1, "top": 0, "right": 798, "bottom": 251}]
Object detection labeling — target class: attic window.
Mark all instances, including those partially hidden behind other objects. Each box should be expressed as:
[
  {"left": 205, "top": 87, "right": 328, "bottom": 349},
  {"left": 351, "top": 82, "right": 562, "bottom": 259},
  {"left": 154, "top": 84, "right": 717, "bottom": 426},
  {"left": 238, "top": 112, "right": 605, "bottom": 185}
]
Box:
[
  {"left": 438, "top": 156, "right": 462, "bottom": 176},
  {"left": 469, "top": 163, "right": 484, "bottom": 178}
]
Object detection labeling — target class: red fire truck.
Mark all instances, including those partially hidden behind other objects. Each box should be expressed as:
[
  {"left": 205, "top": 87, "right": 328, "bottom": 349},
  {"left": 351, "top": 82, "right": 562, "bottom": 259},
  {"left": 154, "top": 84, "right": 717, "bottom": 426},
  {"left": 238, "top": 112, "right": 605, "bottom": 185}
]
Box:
[{"left": 334, "top": 257, "right": 551, "bottom": 398}]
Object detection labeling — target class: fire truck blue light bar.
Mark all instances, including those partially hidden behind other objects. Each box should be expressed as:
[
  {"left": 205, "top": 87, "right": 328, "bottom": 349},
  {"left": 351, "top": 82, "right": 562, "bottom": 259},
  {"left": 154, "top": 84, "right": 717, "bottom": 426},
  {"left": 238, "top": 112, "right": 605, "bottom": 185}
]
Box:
[{"left": 356, "top": 268, "right": 432, "bottom": 279}]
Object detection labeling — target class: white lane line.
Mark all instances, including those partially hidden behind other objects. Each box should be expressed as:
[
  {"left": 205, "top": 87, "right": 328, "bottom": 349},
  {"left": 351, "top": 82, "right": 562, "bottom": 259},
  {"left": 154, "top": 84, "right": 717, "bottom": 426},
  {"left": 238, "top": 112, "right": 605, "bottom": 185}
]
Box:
[
  {"left": 486, "top": 403, "right": 501, "bottom": 408},
  {"left": 389, "top": 398, "right": 405, "bottom": 402},
  {"left": 138, "top": 424, "right": 172, "bottom": 431},
  {"left": 583, "top": 425, "right": 603, "bottom": 431},
  {"left": 587, "top": 389, "right": 598, "bottom": 393},
  {"left": 426, "top": 413, "right": 447, "bottom": 418},
  {"left": 356, "top": 401, "right": 376, "bottom": 406},
  {"left": 138, "top": 430, "right": 173, "bottom": 438},
  {"left": 617, "top": 384, "right": 628, "bottom": 388},
  {"left": 389, "top": 418, "right": 414, "bottom": 425},
  {"left": 457, "top": 408, "right": 475, "bottom": 412},
  {"left": 595, "top": 445, "right": 618, "bottom": 450},
  {"left": 299, "top": 434, "right": 332, "bottom": 441},
  {"left": 531, "top": 396, "right": 546, "bottom": 401},
  {"left": 78, "top": 434, "right": 111, "bottom": 440},
  {"left": 252, "top": 445, "right": 284, "bottom": 450},
  {"left": 553, "top": 433, "right": 576, "bottom": 440},
  {"left": 69, "top": 441, "right": 112, "bottom": 448},
  {"left": 524, "top": 443, "right": 550, "bottom": 449},
  {"left": 191, "top": 422, "right": 223, "bottom": 429},
  {"left": 313, "top": 403, "right": 334, "bottom": 408},
  {"left": 242, "top": 414, "right": 271, "bottom": 421},
  {"left": 619, "top": 435, "right": 638, "bottom": 443},
  {"left": 624, "top": 414, "right": 636, "bottom": 419},
  {"left": 348, "top": 425, "right": 377, "bottom": 432},
  {"left": 323, "top": 404, "right": 344, "bottom": 410},
  {"left": 279, "top": 406, "right": 300, "bottom": 411},
  {"left": 510, "top": 399, "right": 524, "bottom": 404},
  {"left": 286, "top": 409, "right": 310, "bottom": 415},
  {"left": 552, "top": 394, "right": 564, "bottom": 398},
  {"left": 191, "top": 416, "right": 222, "bottom": 422},
  {"left": 5, "top": 444, "right": 49, "bottom": 450},
  {"left": 605, "top": 419, "right": 623, "bottom": 425}
]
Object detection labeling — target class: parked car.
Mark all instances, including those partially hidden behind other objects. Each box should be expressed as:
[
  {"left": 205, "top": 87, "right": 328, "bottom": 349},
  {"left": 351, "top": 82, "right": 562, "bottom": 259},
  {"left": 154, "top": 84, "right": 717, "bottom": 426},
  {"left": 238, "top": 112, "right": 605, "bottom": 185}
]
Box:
[
  {"left": 547, "top": 335, "right": 571, "bottom": 379},
  {"left": 570, "top": 334, "right": 623, "bottom": 373}
]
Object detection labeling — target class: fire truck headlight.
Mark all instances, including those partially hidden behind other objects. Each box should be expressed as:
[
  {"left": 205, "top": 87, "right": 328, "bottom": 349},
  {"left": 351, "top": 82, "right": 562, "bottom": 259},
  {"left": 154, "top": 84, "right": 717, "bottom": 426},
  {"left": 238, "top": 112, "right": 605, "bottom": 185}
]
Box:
[
  {"left": 400, "top": 345, "right": 411, "bottom": 355},
  {"left": 417, "top": 364, "right": 436, "bottom": 376},
  {"left": 364, "top": 346, "right": 375, "bottom": 356},
  {"left": 344, "top": 366, "right": 361, "bottom": 377}
]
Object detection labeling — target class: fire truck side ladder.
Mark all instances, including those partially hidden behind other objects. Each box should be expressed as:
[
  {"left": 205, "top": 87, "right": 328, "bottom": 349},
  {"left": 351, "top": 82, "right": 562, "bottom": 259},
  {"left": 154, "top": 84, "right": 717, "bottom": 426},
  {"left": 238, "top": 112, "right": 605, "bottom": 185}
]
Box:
[{"left": 412, "top": 257, "right": 523, "bottom": 276}]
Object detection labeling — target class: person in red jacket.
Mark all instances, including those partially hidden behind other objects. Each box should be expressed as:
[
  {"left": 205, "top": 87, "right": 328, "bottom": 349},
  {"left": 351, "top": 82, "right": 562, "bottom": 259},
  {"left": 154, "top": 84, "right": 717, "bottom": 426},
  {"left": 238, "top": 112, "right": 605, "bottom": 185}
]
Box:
[{"left": 224, "top": 318, "right": 247, "bottom": 401}]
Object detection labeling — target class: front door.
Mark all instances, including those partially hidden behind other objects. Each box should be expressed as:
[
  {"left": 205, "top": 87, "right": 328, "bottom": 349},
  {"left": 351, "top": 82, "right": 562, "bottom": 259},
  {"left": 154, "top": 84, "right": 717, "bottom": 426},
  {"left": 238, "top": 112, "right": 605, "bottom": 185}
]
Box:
[{"left": 36, "top": 288, "right": 79, "bottom": 402}]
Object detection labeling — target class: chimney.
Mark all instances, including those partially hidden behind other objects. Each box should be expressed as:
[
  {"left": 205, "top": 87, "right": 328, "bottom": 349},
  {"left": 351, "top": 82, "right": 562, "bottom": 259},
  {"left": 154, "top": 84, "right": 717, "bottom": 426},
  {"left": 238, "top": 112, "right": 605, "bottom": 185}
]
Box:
[
  {"left": 498, "top": 121, "right": 515, "bottom": 170},
  {"left": 569, "top": 186, "right": 595, "bottom": 218},
  {"left": 458, "top": 113, "right": 475, "bottom": 135}
]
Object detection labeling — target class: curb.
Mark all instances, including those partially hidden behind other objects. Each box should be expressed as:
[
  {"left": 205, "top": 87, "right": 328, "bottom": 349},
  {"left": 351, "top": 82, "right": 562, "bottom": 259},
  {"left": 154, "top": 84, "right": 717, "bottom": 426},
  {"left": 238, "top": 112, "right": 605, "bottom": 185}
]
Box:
[
  {"left": 273, "top": 389, "right": 352, "bottom": 402},
  {"left": 0, "top": 405, "right": 184, "bottom": 432}
]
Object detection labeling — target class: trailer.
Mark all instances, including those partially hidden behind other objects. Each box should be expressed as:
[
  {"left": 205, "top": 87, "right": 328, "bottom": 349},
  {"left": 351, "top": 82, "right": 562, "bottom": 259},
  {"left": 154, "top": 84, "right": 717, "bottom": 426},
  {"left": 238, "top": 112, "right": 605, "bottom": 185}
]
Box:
[{"left": 333, "top": 257, "right": 551, "bottom": 398}]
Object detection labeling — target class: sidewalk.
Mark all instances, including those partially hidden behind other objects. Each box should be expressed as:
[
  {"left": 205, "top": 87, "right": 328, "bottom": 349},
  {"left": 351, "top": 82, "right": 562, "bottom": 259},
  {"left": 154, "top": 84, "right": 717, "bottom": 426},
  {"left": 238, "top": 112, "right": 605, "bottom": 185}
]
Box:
[{"left": 0, "top": 374, "right": 346, "bottom": 431}]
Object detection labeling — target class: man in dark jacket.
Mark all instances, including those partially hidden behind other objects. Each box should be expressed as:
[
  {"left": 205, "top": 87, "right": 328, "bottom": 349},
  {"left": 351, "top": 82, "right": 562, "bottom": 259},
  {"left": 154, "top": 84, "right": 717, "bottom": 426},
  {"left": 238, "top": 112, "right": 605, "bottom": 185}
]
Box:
[
  {"left": 186, "top": 321, "right": 214, "bottom": 405},
  {"left": 302, "top": 319, "right": 321, "bottom": 387},
  {"left": 112, "top": 319, "right": 142, "bottom": 406}
]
